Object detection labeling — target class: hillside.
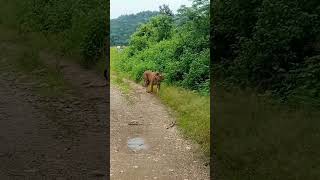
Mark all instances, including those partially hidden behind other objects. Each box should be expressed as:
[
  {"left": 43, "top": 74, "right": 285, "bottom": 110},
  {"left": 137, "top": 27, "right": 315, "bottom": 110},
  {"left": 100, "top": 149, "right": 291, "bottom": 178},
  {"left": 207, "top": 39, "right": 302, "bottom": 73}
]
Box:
[{"left": 110, "top": 11, "right": 159, "bottom": 46}]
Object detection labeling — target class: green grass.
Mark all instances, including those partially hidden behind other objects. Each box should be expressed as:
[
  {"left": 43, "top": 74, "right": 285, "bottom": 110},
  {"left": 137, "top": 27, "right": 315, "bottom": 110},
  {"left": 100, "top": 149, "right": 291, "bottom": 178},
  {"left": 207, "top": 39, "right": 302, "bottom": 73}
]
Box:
[
  {"left": 159, "top": 85, "right": 210, "bottom": 156},
  {"left": 214, "top": 86, "right": 320, "bottom": 179},
  {"left": 111, "top": 75, "right": 131, "bottom": 95},
  {"left": 110, "top": 47, "right": 210, "bottom": 157},
  {"left": 110, "top": 47, "right": 132, "bottom": 95}
]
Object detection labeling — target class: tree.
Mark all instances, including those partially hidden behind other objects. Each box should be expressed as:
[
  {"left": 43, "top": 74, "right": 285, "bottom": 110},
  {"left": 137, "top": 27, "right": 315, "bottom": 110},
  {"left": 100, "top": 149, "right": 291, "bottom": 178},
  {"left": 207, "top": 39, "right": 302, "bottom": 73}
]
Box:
[{"left": 159, "top": 4, "right": 173, "bottom": 17}]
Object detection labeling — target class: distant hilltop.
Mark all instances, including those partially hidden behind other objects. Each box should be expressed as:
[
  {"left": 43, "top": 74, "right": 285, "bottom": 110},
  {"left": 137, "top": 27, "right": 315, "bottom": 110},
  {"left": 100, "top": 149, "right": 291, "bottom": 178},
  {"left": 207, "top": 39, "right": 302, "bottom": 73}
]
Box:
[{"left": 111, "top": 11, "right": 159, "bottom": 46}]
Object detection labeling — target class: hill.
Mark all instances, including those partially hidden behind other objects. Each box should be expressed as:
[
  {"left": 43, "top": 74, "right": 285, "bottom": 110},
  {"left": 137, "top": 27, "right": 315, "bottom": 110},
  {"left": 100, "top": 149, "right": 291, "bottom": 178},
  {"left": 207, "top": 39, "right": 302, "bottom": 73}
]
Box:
[{"left": 111, "top": 11, "right": 159, "bottom": 46}]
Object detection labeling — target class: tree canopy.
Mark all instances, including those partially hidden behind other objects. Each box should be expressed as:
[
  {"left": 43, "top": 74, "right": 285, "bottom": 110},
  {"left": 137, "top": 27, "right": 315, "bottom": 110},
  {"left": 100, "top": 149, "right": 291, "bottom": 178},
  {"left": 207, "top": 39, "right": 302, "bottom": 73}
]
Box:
[{"left": 212, "top": 0, "right": 320, "bottom": 104}]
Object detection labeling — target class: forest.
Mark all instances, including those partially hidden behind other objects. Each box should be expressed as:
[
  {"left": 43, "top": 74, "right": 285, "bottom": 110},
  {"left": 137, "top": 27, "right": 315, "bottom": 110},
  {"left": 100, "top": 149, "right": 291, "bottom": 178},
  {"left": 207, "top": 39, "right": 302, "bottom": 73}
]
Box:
[
  {"left": 111, "top": 11, "right": 159, "bottom": 46},
  {"left": 114, "top": 1, "right": 210, "bottom": 95},
  {"left": 212, "top": 0, "right": 320, "bottom": 106},
  {"left": 0, "top": 0, "right": 108, "bottom": 68}
]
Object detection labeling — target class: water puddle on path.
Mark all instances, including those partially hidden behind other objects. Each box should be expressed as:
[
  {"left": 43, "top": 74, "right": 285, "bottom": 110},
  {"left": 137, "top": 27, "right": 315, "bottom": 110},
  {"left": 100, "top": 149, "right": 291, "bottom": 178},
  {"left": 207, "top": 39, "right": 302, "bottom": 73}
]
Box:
[{"left": 127, "top": 137, "right": 148, "bottom": 151}]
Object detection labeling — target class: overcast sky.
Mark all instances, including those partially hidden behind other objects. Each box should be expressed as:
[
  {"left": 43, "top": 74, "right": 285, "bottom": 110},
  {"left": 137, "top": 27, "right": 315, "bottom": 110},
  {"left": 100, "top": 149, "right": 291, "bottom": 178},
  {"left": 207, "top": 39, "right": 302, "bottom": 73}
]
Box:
[{"left": 111, "top": 0, "right": 193, "bottom": 19}]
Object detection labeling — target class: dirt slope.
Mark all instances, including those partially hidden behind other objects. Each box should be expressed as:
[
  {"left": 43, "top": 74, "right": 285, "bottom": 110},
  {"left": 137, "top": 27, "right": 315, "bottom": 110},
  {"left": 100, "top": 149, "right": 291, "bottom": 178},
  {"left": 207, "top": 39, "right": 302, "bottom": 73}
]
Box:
[{"left": 110, "top": 81, "right": 210, "bottom": 180}]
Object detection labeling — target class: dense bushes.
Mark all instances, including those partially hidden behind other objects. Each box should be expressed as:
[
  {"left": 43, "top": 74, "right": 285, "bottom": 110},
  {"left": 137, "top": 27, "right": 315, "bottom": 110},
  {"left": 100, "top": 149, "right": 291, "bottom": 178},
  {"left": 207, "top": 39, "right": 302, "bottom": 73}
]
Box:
[
  {"left": 0, "top": 0, "right": 108, "bottom": 68},
  {"left": 115, "top": 0, "right": 210, "bottom": 94},
  {"left": 212, "top": 0, "right": 320, "bottom": 104}
]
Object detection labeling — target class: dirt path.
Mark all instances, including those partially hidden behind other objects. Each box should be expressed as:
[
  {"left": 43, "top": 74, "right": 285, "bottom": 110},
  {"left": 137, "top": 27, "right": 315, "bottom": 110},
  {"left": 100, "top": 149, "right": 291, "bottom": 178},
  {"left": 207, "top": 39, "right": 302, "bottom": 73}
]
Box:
[
  {"left": 1, "top": 40, "right": 209, "bottom": 179},
  {"left": 110, "top": 80, "right": 210, "bottom": 179},
  {"left": 0, "top": 42, "right": 108, "bottom": 179}
]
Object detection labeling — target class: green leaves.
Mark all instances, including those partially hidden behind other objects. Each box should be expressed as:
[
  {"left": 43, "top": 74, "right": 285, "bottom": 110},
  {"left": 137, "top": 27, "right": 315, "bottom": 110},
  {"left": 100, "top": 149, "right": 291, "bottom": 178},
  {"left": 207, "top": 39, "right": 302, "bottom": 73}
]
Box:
[
  {"left": 115, "top": 0, "right": 210, "bottom": 95},
  {"left": 3, "top": 0, "right": 108, "bottom": 68},
  {"left": 213, "top": 0, "right": 320, "bottom": 104}
]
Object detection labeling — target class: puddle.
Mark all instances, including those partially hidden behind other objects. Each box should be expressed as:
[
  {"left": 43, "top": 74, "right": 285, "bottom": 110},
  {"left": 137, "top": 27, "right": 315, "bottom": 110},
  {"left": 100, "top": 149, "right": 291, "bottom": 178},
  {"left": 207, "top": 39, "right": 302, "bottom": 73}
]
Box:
[{"left": 127, "top": 137, "right": 148, "bottom": 151}]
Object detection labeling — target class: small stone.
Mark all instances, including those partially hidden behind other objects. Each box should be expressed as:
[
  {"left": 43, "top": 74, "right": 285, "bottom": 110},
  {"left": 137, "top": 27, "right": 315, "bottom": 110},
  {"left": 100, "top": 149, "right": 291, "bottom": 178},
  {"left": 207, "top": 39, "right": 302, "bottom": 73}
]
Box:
[
  {"left": 169, "top": 169, "right": 174, "bottom": 172},
  {"left": 120, "top": 170, "right": 124, "bottom": 173},
  {"left": 128, "top": 120, "right": 140, "bottom": 125},
  {"left": 133, "top": 165, "right": 138, "bottom": 169},
  {"left": 186, "top": 146, "right": 191, "bottom": 150}
]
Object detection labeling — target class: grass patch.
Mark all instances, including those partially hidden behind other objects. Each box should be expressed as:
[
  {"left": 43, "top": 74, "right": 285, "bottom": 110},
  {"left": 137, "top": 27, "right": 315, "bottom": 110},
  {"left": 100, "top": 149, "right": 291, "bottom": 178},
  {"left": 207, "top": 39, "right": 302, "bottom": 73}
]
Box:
[
  {"left": 159, "top": 84, "right": 210, "bottom": 156},
  {"left": 110, "top": 47, "right": 132, "bottom": 95},
  {"left": 111, "top": 74, "right": 131, "bottom": 95},
  {"left": 110, "top": 46, "right": 210, "bottom": 157},
  {"left": 214, "top": 86, "right": 320, "bottom": 179}
]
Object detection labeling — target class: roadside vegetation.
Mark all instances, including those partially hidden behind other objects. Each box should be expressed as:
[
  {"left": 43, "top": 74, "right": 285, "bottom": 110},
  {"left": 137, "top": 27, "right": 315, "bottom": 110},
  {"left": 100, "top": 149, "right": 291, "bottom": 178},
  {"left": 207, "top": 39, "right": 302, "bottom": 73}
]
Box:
[
  {"left": 0, "top": 0, "right": 108, "bottom": 99},
  {"left": 115, "top": 1, "right": 210, "bottom": 95},
  {"left": 110, "top": 48, "right": 132, "bottom": 95},
  {"left": 0, "top": 0, "right": 108, "bottom": 71},
  {"left": 212, "top": 0, "right": 320, "bottom": 179}
]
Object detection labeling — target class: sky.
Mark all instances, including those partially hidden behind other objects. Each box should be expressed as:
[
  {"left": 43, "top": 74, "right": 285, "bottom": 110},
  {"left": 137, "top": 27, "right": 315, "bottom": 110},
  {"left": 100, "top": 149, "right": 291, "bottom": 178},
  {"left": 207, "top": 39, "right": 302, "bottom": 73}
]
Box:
[{"left": 110, "top": 0, "right": 193, "bottom": 19}]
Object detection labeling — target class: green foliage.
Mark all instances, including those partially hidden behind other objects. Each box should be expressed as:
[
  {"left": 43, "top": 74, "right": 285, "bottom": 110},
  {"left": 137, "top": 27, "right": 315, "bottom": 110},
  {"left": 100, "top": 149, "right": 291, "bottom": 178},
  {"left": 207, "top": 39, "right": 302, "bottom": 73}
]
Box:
[
  {"left": 114, "top": 0, "right": 210, "bottom": 94},
  {"left": 213, "top": 0, "right": 320, "bottom": 104},
  {"left": 110, "top": 11, "right": 159, "bottom": 46},
  {"left": 212, "top": 1, "right": 320, "bottom": 179},
  {"left": 0, "top": 0, "right": 108, "bottom": 68}
]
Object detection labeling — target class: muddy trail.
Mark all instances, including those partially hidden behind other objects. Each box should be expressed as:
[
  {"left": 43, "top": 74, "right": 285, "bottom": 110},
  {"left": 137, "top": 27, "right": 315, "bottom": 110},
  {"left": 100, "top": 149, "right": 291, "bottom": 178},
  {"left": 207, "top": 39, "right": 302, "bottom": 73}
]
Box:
[
  {"left": 0, "top": 42, "right": 108, "bottom": 179},
  {"left": 110, "top": 80, "right": 210, "bottom": 179}
]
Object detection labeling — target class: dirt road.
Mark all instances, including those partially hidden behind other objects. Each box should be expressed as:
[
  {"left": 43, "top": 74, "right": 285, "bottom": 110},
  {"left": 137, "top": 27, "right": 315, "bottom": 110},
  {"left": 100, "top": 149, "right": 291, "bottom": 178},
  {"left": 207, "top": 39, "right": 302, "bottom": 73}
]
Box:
[
  {"left": 110, "top": 80, "right": 210, "bottom": 179},
  {"left": 0, "top": 40, "right": 209, "bottom": 179},
  {"left": 0, "top": 42, "right": 108, "bottom": 179}
]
